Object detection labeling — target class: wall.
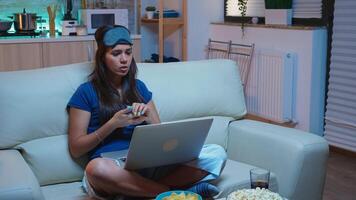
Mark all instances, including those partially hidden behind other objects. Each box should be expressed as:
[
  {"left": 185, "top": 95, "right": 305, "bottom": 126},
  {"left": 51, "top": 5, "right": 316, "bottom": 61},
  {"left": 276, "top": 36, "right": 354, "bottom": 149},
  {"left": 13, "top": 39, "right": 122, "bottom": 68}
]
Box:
[
  {"left": 186, "top": 0, "right": 224, "bottom": 60},
  {"left": 210, "top": 24, "right": 327, "bottom": 135}
]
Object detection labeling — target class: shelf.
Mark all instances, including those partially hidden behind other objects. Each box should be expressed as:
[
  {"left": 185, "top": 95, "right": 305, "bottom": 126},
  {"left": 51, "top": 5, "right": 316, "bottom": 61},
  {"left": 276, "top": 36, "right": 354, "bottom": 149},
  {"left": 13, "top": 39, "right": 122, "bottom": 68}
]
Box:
[
  {"left": 211, "top": 22, "right": 325, "bottom": 31},
  {"left": 141, "top": 17, "right": 184, "bottom": 25},
  {"left": 141, "top": 0, "right": 187, "bottom": 63}
]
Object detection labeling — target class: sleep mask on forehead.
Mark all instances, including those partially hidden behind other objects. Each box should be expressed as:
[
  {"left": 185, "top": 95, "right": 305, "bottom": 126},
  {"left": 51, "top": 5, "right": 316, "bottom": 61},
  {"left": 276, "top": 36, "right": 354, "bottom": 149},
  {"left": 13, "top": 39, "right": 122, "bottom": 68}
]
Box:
[{"left": 103, "top": 25, "right": 132, "bottom": 47}]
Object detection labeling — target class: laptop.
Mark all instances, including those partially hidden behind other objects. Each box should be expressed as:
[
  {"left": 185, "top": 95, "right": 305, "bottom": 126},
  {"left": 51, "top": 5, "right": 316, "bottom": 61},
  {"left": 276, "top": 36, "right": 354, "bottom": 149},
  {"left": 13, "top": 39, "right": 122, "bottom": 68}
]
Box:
[{"left": 101, "top": 118, "right": 213, "bottom": 170}]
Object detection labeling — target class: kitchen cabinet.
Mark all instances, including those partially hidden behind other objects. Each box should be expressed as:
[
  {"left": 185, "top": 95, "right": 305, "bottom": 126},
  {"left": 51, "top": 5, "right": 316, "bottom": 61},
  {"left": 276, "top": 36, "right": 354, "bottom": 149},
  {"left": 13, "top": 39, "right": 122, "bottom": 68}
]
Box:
[
  {"left": 0, "top": 43, "right": 43, "bottom": 71},
  {"left": 43, "top": 41, "right": 94, "bottom": 67},
  {"left": 0, "top": 35, "right": 141, "bottom": 71}
]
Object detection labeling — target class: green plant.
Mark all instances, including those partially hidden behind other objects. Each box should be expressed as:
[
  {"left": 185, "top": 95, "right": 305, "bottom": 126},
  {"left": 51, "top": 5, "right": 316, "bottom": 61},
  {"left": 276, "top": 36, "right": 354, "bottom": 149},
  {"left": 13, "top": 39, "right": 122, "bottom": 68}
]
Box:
[
  {"left": 238, "top": 0, "right": 248, "bottom": 36},
  {"left": 145, "top": 6, "right": 156, "bottom": 12},
  {"left": 265, "top": 0, "right": 293, "bottom": 9},
  {"left": 238, "top": 0, "right": 248, "bottom": 17}
]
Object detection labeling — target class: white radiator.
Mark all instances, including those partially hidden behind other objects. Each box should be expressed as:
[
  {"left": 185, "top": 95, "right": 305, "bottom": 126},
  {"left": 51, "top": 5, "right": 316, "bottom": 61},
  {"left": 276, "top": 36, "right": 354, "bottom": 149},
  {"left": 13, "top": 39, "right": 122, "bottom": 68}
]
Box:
[{"left": 245, "top": 49, "right": 296, "bottom": 123}]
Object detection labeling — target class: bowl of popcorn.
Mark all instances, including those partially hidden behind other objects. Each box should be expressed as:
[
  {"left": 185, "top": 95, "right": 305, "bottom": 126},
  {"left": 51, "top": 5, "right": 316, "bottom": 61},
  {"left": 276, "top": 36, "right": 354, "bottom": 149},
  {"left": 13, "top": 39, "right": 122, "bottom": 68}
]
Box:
[
  {"left": 156, "top": 190, "right": 202, "bottom": 200},
  {"left": 227, "top": 188, "right": 284, "bottom": 200}
]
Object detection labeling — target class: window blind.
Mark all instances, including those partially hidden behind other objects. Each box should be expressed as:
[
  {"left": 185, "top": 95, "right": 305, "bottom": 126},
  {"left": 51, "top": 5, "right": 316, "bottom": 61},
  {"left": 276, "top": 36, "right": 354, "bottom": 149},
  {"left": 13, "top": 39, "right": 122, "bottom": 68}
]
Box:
[
  {"left": 325, "top": 0, "right": 356, "bottom": 152},
  {"left": 226, "top": 0, "right": 322, "bottom": 18}
]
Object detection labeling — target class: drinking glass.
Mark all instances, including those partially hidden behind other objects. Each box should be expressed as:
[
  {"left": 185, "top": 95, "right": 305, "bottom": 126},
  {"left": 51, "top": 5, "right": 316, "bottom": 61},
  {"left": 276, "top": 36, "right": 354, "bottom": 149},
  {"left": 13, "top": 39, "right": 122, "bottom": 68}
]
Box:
[{"left": 250, "top": 168, "right": 270, "bottom": 189}]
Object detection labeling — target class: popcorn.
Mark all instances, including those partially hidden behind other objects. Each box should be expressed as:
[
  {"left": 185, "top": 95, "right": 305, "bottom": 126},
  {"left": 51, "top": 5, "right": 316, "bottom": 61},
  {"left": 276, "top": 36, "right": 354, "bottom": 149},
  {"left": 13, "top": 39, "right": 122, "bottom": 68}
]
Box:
[{"left": 227, "top": 188, "right": 283, "bottom": 200}]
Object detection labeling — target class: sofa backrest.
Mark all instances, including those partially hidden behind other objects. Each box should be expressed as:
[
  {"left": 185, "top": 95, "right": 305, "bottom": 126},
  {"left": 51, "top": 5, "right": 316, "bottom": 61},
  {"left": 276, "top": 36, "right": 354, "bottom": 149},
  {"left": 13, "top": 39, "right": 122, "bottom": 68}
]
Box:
[
  {"left": 137, "top": 59, "right": 246, "bottom": 122},
  {"left": 0, "top": 59, "right": 246, "bottom": 149},
  {"left": 0, "top": 59, "right": 246, "bottom": 185},
  {"left": 0, "top": 62, "right": 92, "bottom": 149}
]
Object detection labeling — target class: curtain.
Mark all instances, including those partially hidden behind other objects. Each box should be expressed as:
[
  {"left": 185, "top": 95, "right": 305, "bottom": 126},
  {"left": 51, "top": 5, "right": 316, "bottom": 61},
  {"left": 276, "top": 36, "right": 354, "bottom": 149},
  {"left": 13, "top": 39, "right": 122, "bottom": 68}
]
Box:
[{"left": 324, "top": 0, "right": 356, "bottom": 152}]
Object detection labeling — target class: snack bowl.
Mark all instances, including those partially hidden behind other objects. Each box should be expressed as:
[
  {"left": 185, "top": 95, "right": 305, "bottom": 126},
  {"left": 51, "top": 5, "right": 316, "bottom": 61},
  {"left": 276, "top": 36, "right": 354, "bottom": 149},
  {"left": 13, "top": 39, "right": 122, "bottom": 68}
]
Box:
[
  {"left": 227, "top": 188, "right": 285, "bottom": 200},
  {"left": 156, "top": 190, "right": 202, "bottom": 200}
]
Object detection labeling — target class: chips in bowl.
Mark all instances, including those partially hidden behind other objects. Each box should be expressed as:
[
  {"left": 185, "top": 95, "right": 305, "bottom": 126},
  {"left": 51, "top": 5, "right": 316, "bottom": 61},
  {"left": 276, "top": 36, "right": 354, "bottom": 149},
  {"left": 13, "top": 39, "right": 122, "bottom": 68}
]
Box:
[{"left": 156, "top": 190, "right": 202, "bottom": 200}]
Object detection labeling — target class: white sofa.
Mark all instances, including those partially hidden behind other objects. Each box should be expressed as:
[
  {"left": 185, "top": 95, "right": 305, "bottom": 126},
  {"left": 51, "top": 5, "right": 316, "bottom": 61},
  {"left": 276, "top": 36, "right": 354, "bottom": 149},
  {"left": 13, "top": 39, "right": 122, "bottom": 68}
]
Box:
[{"left": 0, "top": 59, "right": 329, "bottom": 200}]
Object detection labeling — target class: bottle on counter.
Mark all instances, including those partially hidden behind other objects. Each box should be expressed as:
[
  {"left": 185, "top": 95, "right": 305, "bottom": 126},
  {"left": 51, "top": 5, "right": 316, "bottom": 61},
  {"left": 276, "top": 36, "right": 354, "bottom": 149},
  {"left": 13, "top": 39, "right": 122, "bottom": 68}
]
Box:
[
  {"left": 47, "top": 5, "right": 58, "bottom": 37},
  {"left": 86, "top": 0, "right": 94, "bottom": 9},
  {"left": 95, "top": 0, "right": 105, "bottom": 9},
  {"left": 81, "top": 0, "right": 87, "bottom": 9}
]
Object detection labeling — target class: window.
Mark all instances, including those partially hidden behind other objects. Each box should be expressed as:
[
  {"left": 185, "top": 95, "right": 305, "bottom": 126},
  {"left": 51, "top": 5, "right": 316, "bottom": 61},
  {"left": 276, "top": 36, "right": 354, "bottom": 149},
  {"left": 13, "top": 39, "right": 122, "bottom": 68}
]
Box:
[{"left": 224, "top": 0, "right": 328, "bottom": 26}]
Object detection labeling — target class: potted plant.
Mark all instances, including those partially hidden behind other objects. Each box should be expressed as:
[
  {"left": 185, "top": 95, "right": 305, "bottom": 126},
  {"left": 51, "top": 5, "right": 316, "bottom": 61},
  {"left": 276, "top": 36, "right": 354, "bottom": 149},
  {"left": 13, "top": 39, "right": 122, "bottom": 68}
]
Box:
[
  {"left": 264, "top": 0, "right": 293, "bottom": 25},
  {"left": 145, "top": 6, "right": 156, "bottom": 19},
  {"left": 238, "top": 0, "right": 248, "bottom": 36}
]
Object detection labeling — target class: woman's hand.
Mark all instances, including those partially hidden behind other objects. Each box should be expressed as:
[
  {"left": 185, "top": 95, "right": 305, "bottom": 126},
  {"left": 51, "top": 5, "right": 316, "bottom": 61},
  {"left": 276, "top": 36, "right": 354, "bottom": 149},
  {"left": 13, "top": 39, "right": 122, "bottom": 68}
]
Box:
[
  {"left": 130, "top": 102, "right": 149, "bottom": 118},
  {"left": 109, "top": 107, "right": 147, "bottom": 129},
  {"left": 126, "top": 102, "right": 160, "bottom": 124},
  {"left": 132, "top": 101, "right": 161, "bottom": 124}
]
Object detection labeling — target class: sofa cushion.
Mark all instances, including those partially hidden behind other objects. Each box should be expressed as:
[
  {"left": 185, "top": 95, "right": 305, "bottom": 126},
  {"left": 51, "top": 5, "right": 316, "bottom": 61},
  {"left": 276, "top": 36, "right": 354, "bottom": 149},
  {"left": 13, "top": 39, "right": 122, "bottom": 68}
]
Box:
[
  {"left": 172, "top": 116, "right": 233, "bottom": 149},
  {"left": 137, "top": 59, "right": 246, "bottom": 122},
  {"left": 0, "top": 62, "right": 93, "bottom": 149},
  {"left": 16, "top": 135, "right": 88, "bottom": 186},
  {"left": 227, "top": 120, "right": 329, "bottom": 199},
  {"left": 0, "top": 150, "right": 44, "bottom": 200},
  {"left": 41, "top": 182, "right": 87, "bottom": 200},
  {"left": 212, "top": 159, "right": 278, "bottom": 198},
  {"left": 196, "top": 116, "right": 234, "bottom": 149}
]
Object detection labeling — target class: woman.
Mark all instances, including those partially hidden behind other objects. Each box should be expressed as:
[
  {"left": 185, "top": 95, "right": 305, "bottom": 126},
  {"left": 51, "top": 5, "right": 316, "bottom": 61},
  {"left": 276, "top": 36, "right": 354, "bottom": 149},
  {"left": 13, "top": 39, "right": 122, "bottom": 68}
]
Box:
[{"left": 67, "top": 25, "right": 226, "bottom": 199}]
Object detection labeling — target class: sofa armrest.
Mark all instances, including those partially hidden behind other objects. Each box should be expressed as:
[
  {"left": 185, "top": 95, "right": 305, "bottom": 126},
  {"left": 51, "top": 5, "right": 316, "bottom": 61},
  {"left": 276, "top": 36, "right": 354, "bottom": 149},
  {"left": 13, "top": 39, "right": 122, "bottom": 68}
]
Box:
[
  {"left": 0, "top": 149, "right": 44, "bottom": 200},
  {"left": 227, "top": 120, "right": 329, "bottom": 200}
]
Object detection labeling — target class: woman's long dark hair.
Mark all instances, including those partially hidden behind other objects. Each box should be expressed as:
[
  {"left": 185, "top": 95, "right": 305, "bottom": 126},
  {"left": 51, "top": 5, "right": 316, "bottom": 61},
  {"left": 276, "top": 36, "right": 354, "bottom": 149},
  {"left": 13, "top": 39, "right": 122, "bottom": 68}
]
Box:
[{"left": 89, "top": 26, "right": 144, "bottom": 125}]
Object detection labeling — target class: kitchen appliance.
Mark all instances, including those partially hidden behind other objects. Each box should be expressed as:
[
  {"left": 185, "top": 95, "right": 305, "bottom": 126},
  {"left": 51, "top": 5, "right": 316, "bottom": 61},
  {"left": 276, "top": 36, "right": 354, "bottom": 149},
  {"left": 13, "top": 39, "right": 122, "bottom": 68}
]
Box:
[
  {"left": 75, "top": 25, "right": 88, "bottom": 36},
  {"left": 0, "top": 20, "right": 13, "bottom": 32},
  {"left": 10, "top": 8, "right": 38, "bottom": 32},
  {"left": 63, "top": 0, "right": 75, "bottom": 20},
  {"left": 78, "top": 9, "right": 128, "bottom": 34},
  {"left": 61, "top": 0, "right": 77, "bottom": 36},
  {"left": 61, "top": 20, "right": 78, "bottom": 36}
]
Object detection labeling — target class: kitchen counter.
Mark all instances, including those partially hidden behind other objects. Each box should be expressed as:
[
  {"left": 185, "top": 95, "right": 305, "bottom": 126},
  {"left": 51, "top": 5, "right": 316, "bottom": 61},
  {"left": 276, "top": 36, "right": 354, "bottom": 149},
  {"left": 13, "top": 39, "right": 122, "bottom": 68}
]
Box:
[{"left": 0, "top": 34, "right": 141, "bottom": 44}]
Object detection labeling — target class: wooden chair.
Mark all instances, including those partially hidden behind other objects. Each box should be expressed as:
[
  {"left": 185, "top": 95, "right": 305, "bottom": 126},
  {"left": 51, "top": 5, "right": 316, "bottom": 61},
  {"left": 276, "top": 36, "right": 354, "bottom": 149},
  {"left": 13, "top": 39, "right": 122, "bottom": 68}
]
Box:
[
  {"left": 228, "top": 42, "right": 255, "bottom": 91},
  {"left": 207, "top": 39, "right": 254, "bottom": 91}
]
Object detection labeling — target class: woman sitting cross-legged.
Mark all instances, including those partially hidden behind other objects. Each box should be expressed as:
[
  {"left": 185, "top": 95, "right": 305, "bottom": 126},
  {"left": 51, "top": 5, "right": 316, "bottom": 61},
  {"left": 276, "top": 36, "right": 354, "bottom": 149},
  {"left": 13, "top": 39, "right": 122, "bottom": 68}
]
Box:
[{"left": 67, "top": 25, "right": 227, "bottom": 199}]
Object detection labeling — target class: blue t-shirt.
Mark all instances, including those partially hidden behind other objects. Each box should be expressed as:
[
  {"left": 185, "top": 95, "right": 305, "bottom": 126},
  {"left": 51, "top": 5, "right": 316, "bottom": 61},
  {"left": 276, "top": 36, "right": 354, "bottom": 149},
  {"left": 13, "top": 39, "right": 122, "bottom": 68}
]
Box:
[{"left": 67, "top": 80, "right": 152, "bottom": 160}]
